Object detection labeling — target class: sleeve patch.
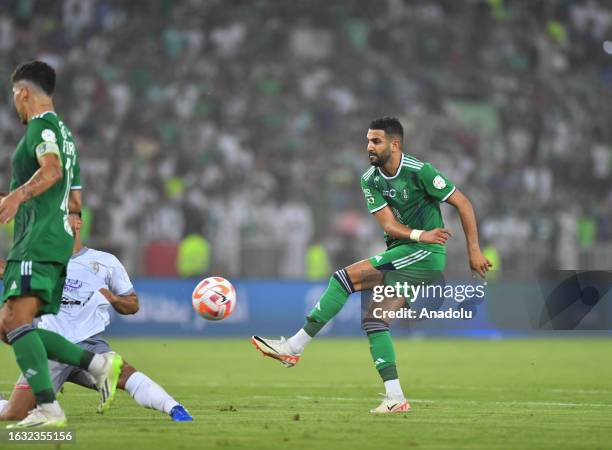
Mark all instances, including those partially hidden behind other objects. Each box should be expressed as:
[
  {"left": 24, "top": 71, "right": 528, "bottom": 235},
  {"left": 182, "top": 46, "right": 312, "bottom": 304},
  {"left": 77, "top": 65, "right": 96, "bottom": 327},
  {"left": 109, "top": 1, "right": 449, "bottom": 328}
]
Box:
[
  {"left": 433, "top": 175, "right": 447, "bottom": 189},
  {"left": 41, "top": 129, "right": 57, "bottom": 143}
]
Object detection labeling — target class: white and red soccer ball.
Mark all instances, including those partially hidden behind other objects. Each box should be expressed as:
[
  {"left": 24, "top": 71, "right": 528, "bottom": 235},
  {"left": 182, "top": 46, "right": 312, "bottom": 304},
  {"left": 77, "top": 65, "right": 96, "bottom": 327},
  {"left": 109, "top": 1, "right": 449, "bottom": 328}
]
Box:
[{"left": 191, "top": 276, "right": 236, "bottom": 321}]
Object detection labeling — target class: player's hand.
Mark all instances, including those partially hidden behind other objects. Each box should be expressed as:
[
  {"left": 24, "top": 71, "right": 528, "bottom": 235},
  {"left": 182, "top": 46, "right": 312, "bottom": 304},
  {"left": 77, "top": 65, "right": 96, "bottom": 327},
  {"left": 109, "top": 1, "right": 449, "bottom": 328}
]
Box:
[
  {"left": 0, "top": 259, "right": 6, "bottom": 279},
  {"left": 469, "top": 252, "right": 493, "bottom": 278},
  {"left": 0, "top": 192, "right": 21, "bottom": 224},
  {"left": 419, "top": 228, "right": 452, "bottom": 245}
]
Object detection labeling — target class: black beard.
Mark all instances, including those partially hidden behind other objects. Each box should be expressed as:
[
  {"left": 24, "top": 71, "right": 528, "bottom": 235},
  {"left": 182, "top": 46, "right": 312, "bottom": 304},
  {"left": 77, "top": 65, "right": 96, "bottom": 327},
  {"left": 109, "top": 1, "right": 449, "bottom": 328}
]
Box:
[{"left": 369, "top": 152, "right": 390, "bottom": 167}]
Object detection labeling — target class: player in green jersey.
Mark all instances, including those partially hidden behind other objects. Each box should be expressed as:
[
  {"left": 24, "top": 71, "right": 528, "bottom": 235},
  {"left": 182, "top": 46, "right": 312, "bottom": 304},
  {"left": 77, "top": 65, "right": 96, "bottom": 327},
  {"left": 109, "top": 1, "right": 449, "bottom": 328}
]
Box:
[
  {"left": 252, "top": 117, "right": 492, "bottom": 413},
  {"left": 0, "top": 61, "right": 122, "bottom": 428}
]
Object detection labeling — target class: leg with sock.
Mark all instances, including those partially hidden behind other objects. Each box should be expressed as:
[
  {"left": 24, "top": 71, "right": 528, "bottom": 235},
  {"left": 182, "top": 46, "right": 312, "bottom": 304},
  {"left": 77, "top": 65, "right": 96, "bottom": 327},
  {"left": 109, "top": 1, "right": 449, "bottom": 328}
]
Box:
[
  {"left": 124, "top": 371, "right": 179, "bottom": 414},
  {"left": 124, "top": 370, "right": 192, "bottom": 421},
  {"left": 287, "top": 269, "right": 355, "bottom": 353},
  {"left": 362, "top": 310, "right": 411, "bottom": 413},
  {"left": 253, "top": 260, "right": 382, "bottom": 367},
  {"left": 36, "top": 328, "right": 95, "bottom": 370},
  {"left": 7, "top": 325, "right": 56, "bottom": 406}
]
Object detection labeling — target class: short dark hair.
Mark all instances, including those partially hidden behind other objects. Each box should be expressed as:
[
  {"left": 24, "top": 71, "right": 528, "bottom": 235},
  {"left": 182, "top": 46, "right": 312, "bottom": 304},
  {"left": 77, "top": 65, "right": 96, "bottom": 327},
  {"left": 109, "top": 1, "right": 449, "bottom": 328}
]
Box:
[
  {"left": 369, "top": 116, "right": 403, "bottom": 140},
  {"left": 11, "top": 61, "right": 56, "bottom": 95}
]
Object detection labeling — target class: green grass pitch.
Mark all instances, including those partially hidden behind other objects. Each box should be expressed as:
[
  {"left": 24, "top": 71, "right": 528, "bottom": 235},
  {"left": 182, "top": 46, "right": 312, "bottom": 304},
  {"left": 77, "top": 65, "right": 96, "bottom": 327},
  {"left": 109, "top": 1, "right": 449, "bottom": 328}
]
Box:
[{"left": 1, "top": 338, "right": 611, "bottom": 450}]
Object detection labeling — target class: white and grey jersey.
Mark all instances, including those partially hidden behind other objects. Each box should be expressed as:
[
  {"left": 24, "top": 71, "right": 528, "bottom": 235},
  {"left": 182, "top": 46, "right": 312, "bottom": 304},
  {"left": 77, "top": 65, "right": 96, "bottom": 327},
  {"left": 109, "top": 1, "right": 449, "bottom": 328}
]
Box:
[{"left": 39, "top": 247, "right": 134, "bottom": 343}]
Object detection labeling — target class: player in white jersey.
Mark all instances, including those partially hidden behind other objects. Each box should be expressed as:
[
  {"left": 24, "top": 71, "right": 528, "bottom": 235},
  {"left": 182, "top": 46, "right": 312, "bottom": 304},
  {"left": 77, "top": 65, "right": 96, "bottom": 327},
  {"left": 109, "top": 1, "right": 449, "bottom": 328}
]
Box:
[{"left": 0, "top": 213, "right": 193, "bottom": 422}]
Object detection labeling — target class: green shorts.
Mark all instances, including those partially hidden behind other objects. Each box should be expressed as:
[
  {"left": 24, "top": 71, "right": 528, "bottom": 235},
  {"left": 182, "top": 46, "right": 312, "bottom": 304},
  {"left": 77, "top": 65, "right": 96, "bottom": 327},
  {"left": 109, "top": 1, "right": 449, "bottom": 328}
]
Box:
[
  {"left": 1, "top": 260, "right": 67, "bottom": 316},
  {"left": 369, "top": 245, "right": 446, "bottom": 300}
]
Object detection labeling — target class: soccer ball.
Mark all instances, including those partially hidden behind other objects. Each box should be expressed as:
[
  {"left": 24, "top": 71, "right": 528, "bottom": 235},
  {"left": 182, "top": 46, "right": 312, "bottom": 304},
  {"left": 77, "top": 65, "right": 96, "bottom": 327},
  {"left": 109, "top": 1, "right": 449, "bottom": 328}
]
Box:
[{"left": 191, "top": 276, "right": 237, "bottom": 321}]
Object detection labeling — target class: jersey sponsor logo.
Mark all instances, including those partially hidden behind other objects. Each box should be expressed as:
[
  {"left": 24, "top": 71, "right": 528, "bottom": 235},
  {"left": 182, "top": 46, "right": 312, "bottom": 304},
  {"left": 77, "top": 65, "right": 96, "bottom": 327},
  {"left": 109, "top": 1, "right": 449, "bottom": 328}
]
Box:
[
  {"left": 61, "top": 296, "right": 82, "bottom": 306},
  {"left": 433, "top": 175, "right": 446, "bottom": 189},
  {"left": 382, "top": 189, "right": 397, "bottom": 198},
  {"left": 41, "top": 129, "right": 57, "bottom": 143},
  {"left": 64, "top": 278, "right": 83, "bottom": 292}
]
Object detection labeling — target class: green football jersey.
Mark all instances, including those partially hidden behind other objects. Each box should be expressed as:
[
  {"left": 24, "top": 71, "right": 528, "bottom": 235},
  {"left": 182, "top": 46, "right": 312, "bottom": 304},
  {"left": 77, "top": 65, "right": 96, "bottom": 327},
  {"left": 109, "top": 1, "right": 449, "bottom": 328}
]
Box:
[
  {"left": 7, "top": 111, "right": 80, "bottom": 263},
  {"left": 360, "top": 153, "right": 455, "bottom": 254}
]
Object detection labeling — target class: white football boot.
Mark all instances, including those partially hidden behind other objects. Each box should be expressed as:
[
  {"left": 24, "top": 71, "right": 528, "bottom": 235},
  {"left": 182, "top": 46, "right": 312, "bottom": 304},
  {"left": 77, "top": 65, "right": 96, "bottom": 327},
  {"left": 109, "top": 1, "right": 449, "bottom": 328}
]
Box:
[
  {"left": 251, "top": 335, "right": 301, "bottom": 368},
  {"left": 370, "top": 394, "right": 411, "bottom": 414},
  {"left": 6, "top": 401, "right": 67, "bottom": 428}
]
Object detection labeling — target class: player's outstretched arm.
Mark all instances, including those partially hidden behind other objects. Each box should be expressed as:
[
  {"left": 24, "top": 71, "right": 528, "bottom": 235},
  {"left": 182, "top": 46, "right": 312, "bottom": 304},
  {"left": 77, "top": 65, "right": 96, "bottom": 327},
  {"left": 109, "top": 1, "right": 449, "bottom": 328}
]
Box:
[
  {"left": 0, "top": 154, "right": 62, "bottom": 223},
  {"left": 373, "top": 206, "right": 452, "bottom": 245},
  {"left": 445, "top": 189, "right": 492, "bottom": 278},
  {"left": 99, "top": 288, "right": 139, "bottom": 315}
]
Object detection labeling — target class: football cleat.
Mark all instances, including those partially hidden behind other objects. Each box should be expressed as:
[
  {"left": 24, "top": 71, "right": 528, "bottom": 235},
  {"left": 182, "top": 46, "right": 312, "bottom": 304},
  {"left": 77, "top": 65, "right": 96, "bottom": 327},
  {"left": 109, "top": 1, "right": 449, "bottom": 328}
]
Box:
[
  {"left": 170, "top": 405, "right": 193, "bottom": 422},
  {"left": 6, "top": 402, "right": 67, "bottom": 429},
  {"left": 370, "top": 395, "right": 411, "bottom": 414},
  {"left": 251, "top": 335, "right": 301, "bottom": 368},
  {"left": 92, "top": 352, "right": 123, "bottom": 414}
]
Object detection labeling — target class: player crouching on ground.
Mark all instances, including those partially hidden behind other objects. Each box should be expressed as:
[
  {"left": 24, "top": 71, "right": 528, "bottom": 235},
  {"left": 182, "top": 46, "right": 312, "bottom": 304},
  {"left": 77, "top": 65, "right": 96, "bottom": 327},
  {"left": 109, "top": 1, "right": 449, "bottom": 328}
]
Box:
[{"left": 0, "top": 213, "right": 193, "bottom": 422}]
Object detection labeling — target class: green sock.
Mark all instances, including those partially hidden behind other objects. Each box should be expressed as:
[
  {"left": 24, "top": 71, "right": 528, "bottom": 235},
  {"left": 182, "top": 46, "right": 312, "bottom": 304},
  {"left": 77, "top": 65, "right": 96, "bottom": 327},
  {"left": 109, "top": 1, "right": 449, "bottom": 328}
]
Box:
[
  {"left": 304, "top": 277, "right": 350, "bottom": 337},
  {"left": 368, "top": 330, "right": 398, "bottom": 381},
  {"left": 12, "top": 331, "right": 56, "bottom": 404},
  {"left": 36, "top": 329, "right": 94, "bottom": 369}
]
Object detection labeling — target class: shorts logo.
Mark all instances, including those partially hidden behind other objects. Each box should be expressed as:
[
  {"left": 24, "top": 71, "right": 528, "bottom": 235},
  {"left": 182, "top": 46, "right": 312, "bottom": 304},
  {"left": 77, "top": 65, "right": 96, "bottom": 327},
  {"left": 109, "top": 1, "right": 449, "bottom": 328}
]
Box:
[
  {"left": 41, "top": 129, "right": 57, "bottom": 143},
  {"left": 24, "top": 368, "right": 38, "bottom": 379},
  {"left": 433, "top": 175, "right": 446, "bottom": 189},
  {"left": 375, "top": 255, "right": 383, "bottom": 262},
  {"left": 10, "top": 281, "right": 17, "bottom": 290}
]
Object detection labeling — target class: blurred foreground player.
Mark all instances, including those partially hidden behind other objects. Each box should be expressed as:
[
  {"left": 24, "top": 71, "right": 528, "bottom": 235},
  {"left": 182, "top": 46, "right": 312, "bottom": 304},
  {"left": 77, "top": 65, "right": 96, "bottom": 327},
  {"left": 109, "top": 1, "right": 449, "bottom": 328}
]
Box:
[
  {"left": 0, "top": 61, "right": 121, "bottom": 428},
  {"left": 0, "top": 213, "right": 193, "bottom": 422},
  {"left": 253, "top": 117, "right": 492, "bottom": 413}
]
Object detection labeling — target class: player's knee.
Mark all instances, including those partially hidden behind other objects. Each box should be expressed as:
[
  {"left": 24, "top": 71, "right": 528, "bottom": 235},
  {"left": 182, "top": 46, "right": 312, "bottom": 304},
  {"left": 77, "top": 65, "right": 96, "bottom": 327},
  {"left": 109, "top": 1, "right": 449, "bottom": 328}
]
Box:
[
  {"left": 118, "top": 362, "right": 137, "bottom": 390},
  {"left": 333, "top": 268, "right": 356, "bottom": 294},
  {"left": 3, "top": 323, "right": 36, "bottom": 346},
  {"left": 2, "top": 298, "right": 36, "bottom": 331},
  {"left": 361, "top": 318, "right": 389, "bottom": 334}
]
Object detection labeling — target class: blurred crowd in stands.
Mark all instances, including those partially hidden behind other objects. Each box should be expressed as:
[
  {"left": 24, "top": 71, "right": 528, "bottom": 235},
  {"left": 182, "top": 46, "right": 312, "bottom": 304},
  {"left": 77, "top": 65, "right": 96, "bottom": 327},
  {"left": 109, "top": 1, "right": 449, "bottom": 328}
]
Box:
[{"left": 0, "top": 0, "right": 610, "bottom": 278}]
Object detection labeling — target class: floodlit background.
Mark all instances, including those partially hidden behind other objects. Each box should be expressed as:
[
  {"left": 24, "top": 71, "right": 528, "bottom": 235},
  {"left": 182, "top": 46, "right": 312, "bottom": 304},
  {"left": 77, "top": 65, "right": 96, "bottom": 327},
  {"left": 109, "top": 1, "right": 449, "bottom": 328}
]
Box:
[
  {"left": 1, "top": 0, "right": 610, "bottom": 280},
  {"left": 0, "top": 3, "right": 611, "bottom": 449}
]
